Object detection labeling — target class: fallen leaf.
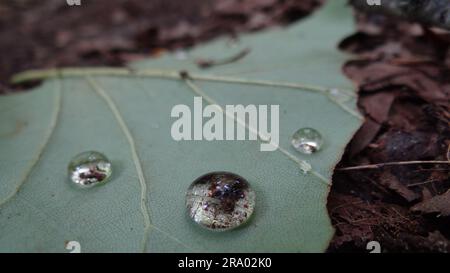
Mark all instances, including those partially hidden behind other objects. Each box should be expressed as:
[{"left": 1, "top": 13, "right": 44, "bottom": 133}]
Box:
[
  {"left": 0, "top": 0, "right": 361, "bottom": 252},
  {"left": 378, "top": 171, "right": 420, "bottom": 202},
  {"left": 411, "top": 190, "right": 450, "bottom": 216}
]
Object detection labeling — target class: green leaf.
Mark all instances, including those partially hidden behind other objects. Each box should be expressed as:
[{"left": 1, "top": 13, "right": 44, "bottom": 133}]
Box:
[{"left": 0, "top": 0, "right": 361, "bottom": 252}]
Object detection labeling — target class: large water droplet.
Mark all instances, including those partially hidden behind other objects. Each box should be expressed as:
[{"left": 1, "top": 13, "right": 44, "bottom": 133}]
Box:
[
  {"left": 186, "top": 172, "right": 255, "bottom": 231},
  {"left": 291, "top": 128, "right": 323, "bottom": 154},
  {"left": 68, "top": 151, "right": 112, "bottom": 188}
]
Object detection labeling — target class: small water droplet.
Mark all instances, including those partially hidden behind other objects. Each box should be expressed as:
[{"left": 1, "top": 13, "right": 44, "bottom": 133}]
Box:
[
  {"left": 291, "top": 128, "right": 323, "bottom": 154},
  {"left": 68, "top": 151, "right": 112, "bottom": 188},
  {"left": 174, "top": 49, "right": 188, "bottom": 60},
  {"left": 226, "top": 37, "right": 240, "bottom": 48},
  {"left": 328, "top": 88, "right": 351, "bottom": 103},
  {"left": 186, "top": 172, "right": 255, "bottom": 231}
]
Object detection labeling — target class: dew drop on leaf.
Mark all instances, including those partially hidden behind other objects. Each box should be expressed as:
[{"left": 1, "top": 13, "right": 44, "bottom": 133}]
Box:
[
  {"left": 328, "top": 88, "right": 351, "bottom": 103},
  {"left": 68, "top": 151, "right": 112, "bottom": 188},
  {"left": 174, "top": 49, "right": 188, "bottom": 60},
  {"left": 185, "top": 172, "right": 256, "bottom": 231},
  {"left": 291, "top": 128, "right": 324, "bottom": 154}
]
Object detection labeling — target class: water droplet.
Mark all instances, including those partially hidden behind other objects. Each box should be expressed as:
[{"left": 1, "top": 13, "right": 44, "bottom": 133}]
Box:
[
  {"left": 299, "top": 160, "right": 312, "bottom": 174},
  {"left": 186, "top": 172, "right": 255, "bottom": 231},
  {"left": 226, "top": 37, "right": 240, "bottom": 48},
  {"left": 291, "top": 128, "right": 323, "bottom": 154},
  {"left": 328, "top": 88, "right": 352, "bottom": 103},
  {"left": 174, "top": 49, "right": 188, "bottom": 60},
  {"left": 68, "top": 151, "right": 112, "bottom": 188}
]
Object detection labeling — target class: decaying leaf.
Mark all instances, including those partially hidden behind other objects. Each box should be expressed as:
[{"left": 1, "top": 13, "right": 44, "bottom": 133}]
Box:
[{"left": 412, "top": 190, "right": 450, "bottom": 216}]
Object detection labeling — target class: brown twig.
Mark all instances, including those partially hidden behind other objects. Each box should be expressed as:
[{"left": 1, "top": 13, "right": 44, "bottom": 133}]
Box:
[
  {"left": 407, "top": 179, "right": 440, "bottom": 187},
  {"left": 337, "top": 160, "right": 450, "bottom": 171}
]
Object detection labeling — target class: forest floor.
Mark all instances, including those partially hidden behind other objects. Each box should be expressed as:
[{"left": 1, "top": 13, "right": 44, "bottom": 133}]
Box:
[{"left": 1, "top": 0, "right": 449, "bottom": 252}]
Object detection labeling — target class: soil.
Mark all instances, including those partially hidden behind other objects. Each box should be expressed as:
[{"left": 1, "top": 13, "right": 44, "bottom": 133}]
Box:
[{"left": 1, "top": 0, "right": 449, "bottom": 252}]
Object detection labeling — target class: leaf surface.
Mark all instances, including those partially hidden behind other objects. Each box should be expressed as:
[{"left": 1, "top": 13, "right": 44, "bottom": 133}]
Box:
[{"left": 0, "top": 0, "right": 361, "bottom": 252}]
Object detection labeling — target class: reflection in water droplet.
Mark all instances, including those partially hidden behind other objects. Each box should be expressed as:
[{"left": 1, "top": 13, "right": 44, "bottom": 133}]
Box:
[
  {"left": 291, "top": 128, "right": 323, "bottom": 154},
  {"left": 186, "top": 172, "right": 255, "bottom": 231},
  {"left": 68, "top": 151, "right": 112, "bottom": 188}
]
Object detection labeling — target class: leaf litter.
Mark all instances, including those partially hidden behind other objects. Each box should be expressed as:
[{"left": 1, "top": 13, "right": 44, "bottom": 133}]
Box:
[{"left": 329, "top": 5, "right": 450, "bottom": 252}]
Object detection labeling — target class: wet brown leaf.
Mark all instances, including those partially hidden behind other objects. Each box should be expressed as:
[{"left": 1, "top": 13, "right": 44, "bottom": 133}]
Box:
[{"left": 412, "top": 190, "right": 450, "bottom": 216}]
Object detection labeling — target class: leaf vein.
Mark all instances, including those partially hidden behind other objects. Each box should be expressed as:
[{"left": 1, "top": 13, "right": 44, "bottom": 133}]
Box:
[
  {"left": 13, "top": 68, "right": 362, "bottom": 120},
  {"left": 183, "top": 78, "right": 331, "bottom": 186},
  {"left": 0, "top": 80, "right": 62, "bottom": 208},
  {"left": 85, "top": 76, "right": 152, "bottom": 252}
]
